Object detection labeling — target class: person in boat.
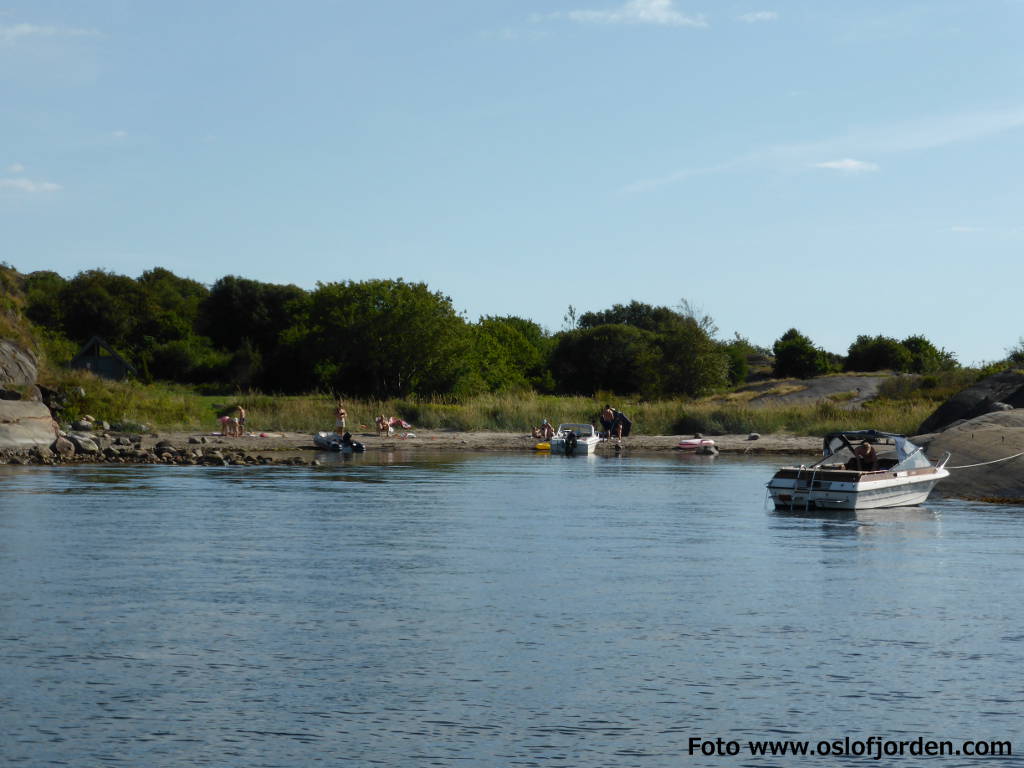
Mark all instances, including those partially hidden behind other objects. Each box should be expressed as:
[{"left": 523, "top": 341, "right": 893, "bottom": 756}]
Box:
[
  {"left": 334, "top": 400, "right": 347, "bottom": 435},
  {"left": 848, "top": 440, "right": 878, "bottom": 471},
  {"left": 600, "top": 405, "right": 615, "bottom": 438}
]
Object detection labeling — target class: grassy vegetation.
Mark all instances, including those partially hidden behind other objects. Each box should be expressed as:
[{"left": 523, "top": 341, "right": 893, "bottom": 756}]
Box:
[{"left": 47, "top": 369, "right": 939, "bottom": 436}]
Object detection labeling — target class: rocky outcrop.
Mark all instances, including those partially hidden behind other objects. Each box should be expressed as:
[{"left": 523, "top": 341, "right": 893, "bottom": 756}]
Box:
[
  {"left": 0, "top": 340, "right": 37, "bottom": 388},
  {"left": 918, "top": 370, "right": 1024, "bottom": 434},
  {"left": 916, "top": 410, "right": 1024, "bottom": 501},
  {"left": 0, "top": 400, "right": 56, "bottom": 450}
]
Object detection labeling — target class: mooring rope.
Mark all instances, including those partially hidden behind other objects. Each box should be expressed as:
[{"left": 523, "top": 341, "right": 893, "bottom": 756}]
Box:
[{"left": 946, "top": 451, "right": 1024, "bottom": 470}]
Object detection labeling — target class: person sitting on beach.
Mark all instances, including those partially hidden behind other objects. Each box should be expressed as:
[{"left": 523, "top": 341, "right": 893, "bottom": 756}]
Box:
[
  {"left": 376, "top": 415, "right": 392, "bottom": 437},
  {"left": 848, "top": 440, "right": 877, "bottom": 471},
  {"left": 532, "top": 419, "right": 555, "bottom": 440}
]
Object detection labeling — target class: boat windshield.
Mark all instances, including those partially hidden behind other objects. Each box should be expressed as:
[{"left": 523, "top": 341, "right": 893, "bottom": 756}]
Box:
[
  {"left": 820, "top": 431, "right": 932, "bottom": 470},
  {"left": 557, "top": 424, "right": 595, "bottom": 436}
]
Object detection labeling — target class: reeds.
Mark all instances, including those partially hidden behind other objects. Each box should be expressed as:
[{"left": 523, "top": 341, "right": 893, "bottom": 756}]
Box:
[{"left": 50, "top": 372, "right": 938, "bottom": 436}]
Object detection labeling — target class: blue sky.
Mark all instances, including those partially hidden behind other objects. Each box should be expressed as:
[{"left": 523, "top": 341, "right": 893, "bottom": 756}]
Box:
[{"left": 2, "top": 0, "right": 1022, "bottom": 365}]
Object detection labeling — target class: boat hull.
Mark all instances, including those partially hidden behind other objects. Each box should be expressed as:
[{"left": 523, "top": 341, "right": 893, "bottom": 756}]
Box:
[
  {"left": 550, "top": 437, "right": 599, "bottom": 455},
  {"left": 767, "top": 468, "right": 948, "bottom": 510}
]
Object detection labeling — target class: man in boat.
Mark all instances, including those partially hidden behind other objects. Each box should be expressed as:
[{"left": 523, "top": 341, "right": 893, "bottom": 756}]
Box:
[{"left": 849, "top": 440, "right": 878, "bottom": 471}]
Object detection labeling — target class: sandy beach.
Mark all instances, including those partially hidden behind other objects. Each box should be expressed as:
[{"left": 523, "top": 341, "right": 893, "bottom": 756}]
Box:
[{"left": 146, "top": 429, "right": 822, "bottom": 458}]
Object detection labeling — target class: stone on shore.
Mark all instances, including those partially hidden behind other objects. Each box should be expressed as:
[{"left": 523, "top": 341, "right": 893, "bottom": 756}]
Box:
[
  {"left": 916, "top": 410, "right": 1024, "bottom": 501},
  {"left": 0, "top": 400, "right": 56, "bottom": 451},
  {"left": 918, "top": 370, "right": 1024, "bottom": 434},
  {"left": 51, "top": 436, "right": 76, "bottom": 458},
  {"left": 68, "top": 433, "right": 100, "bottom": 454},
  {"left": 0, "top": 340, "right": 37, "bottom": 388}
]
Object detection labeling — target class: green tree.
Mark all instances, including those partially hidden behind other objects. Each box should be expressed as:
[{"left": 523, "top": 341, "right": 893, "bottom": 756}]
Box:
[
  {"left": 23, "top": 270, "right": 67, "bottom": 330},
  {"left": 466, "top": 316, "right": 553, "bottom": 393},
  {"left": 845, "top": 334, "right": 912, "bottom": 372},
  {"left": 198, "top": 275, "right": 308, "bottom": 354},
  {"left": 900, "top": 335, "right": 958, "bottom": 373},
  {"left": 773, "top": 328, "right": 833, "bottom": 379},
  {"left": 59, "top": 270, "right": 146, "bottom": 348},
  {"left": 550, "top": 324, "right": 661, "bottom": 396},
  {"left": 136, "top": 268, "right": 209, "bottom": 344},
  {"left": 297, "top": 279, "right": 469, "bottom": 397}
]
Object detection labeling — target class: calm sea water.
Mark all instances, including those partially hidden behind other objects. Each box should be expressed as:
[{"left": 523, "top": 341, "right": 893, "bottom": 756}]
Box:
[{"left": 1, "top": 452, "right": 1022, "bottom": 767}]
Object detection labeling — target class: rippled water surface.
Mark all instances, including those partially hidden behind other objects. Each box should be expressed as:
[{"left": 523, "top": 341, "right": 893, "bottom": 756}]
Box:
[{"left": 2, "top": 452, "right": 1023, "bottom": 767}]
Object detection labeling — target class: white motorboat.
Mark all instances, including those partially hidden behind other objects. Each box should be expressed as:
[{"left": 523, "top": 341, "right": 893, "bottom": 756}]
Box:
[
  {"left": 767, "top": 430, "right": 949, "bottom": 510},
  {"left": 550, "top": 423, "right": 601, "bottom": 456}
]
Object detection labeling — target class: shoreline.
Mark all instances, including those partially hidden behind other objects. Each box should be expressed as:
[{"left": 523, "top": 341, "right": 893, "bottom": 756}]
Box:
[
  {"left": 7, "top": 428, "right": 1019, "bottom": 504},
  {"left": 0, "top": 429, "right": 821, "bottom": 466}
]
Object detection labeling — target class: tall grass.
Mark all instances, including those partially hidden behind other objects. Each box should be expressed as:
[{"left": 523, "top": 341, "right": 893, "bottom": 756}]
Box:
[{"left": 49, "top": 371, "right": 939, "bottom": 436}]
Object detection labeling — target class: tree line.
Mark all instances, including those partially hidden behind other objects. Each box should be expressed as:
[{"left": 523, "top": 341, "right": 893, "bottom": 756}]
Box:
[{"left": 15, "top": 267, "right": 959, "bottom": 397}]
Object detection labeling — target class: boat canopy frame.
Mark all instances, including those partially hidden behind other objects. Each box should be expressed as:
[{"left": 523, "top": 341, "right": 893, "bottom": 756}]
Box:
[{"left": 818, "top": 430, "right": 933, "bottom": 470}]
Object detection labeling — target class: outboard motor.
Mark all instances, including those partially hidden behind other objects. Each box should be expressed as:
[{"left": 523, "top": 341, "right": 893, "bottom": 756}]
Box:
[
  {"left": 340, "top": 431, "right": 365, "bottom": 453},
  {"left": 565, "top": 430, "right": 578, "bottom": 457}
]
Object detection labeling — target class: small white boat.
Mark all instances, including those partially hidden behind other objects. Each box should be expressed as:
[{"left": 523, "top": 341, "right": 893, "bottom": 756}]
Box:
[
  {"left": 550, "top": 423, "right": 601, "bottom": 456},
  {"left": 767, "top": 430, "right": 949, "bottom": 511}
]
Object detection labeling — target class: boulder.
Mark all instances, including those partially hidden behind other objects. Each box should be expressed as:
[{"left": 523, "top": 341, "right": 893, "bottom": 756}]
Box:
[
  {"left": 918, "top": 370, "right": 1024, "bottom": 433},
  {"left": 51, "top": 436, "right": 76, "bottom": 458},
  {"left": 0, "top": 340, "right": 37, "bottom": 387},
  {"left": 0, "top": 400, "right": 56, "bottom": 450},
  {"left": 916, "top": 410, "right": 1024, "bottom": 501},
  {"left": 67, "top": 433, "right": 100, "bottom": 454}
]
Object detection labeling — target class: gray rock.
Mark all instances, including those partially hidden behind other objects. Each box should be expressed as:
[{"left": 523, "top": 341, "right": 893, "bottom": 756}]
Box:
[
  {"left": 154, "top": 440, "right": 178, "bottom": 453},
  {"left": 919, "top": 370, "right": 1024, "bottom": 433},
  {"left": 0, "top": 400, "right": 56, "bottom": 451},
  {"left": 68, "top": 433, "right": 99, "bottom": 453},
  {"left": 0, "top": 340, "right": 37, "bottom": 387},
  {"left": 73, "top": 420, "right": 94, "bottom": 431},
  {"left": 989, "top": 402, "right": 1014, "bottom": 412},
  {"left": 51, "top": 436, "right": 76, "bottom": 458},
  {"left": 747, "top": 432, "right": 761, "bottom": 441}
]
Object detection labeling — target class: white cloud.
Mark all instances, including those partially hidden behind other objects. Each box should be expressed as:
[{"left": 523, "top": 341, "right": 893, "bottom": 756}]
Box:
[
  {"left": 0, "top": 177, "right": 61, "bottom": 193},
  {"left": 737, "top": 11, "right": 778, "bottom": 23},
  {"left": 626, "top": 104, "right": 1024, "bottom": 192},
  {"left": 112, "top": 130, "right": 127, "bottom": 139},
  {"left": 7, "top": 162, "right": 25, "bottom": 173},
  {"left": 0, "top": 23, "right": 97, "bottom": 45},
  {"left": 552, "top": 0, "right": 708, "bottom": 28},
  {"left": 814, "top": 158, "right": 879, "bottom": 173}
]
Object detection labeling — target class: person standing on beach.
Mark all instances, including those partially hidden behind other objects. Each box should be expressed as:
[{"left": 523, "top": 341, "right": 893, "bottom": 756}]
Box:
[
  {"left": 600, "top": 405, "right": 615, "bottom": 439},
  {"left": 335, "top": 401, "right": 347, "bottom": 435},
  {"left": 236, "top": 405, "right": 246, "bottom": 437}
]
